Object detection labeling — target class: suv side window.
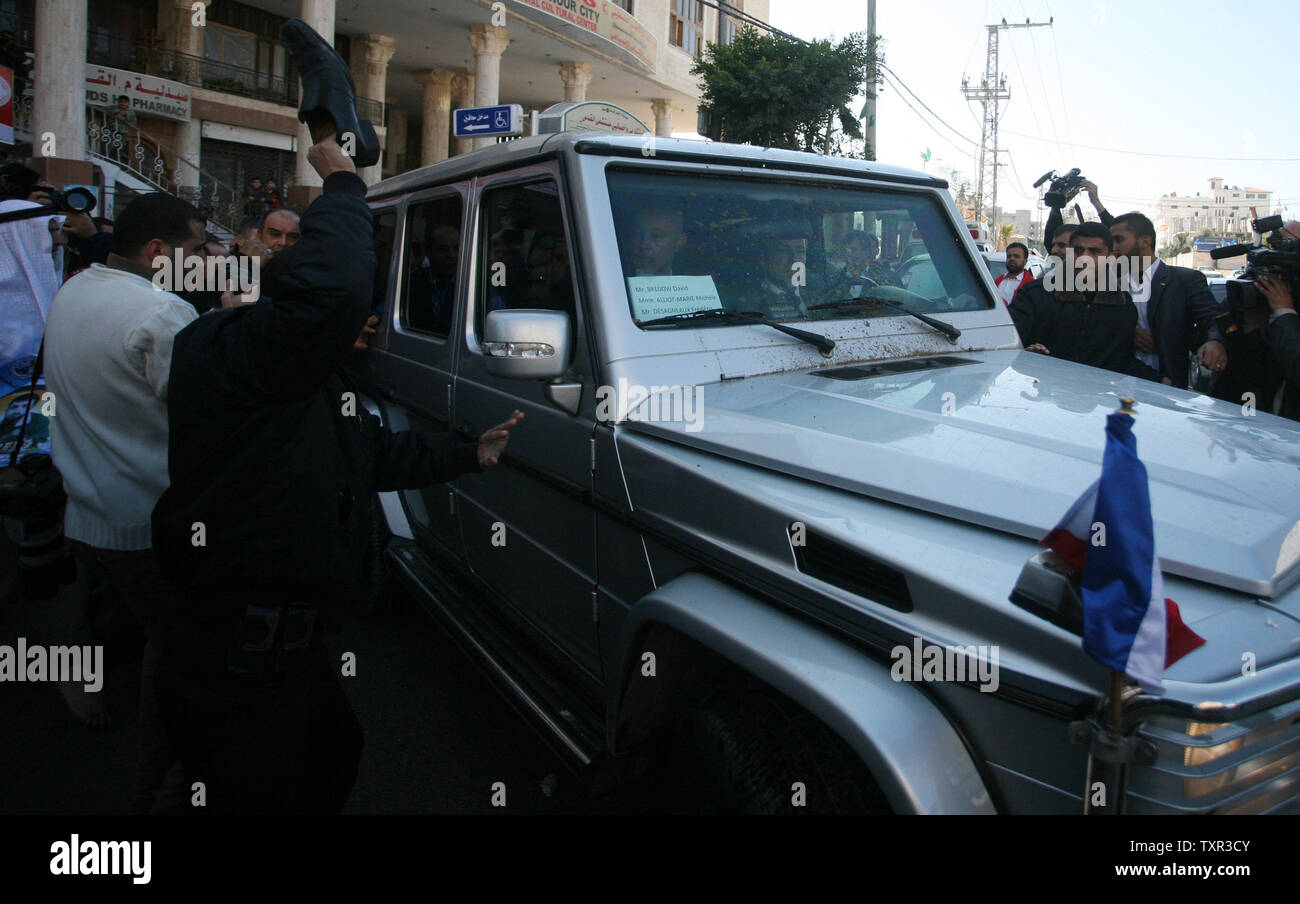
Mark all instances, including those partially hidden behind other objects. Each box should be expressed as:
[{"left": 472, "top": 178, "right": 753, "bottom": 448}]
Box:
[
  {"left": 476, "top": 180, "right": 575, "bottom": 334},
  {"left": 401, "top": 195, "right": 464, "bottom": 337}
]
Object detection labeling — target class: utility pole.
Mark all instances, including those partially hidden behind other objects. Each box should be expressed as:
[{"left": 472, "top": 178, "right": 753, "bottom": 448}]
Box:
[
  {"left": 961, "top": 17, "right": 1051, "bottom": 236},
  {"left": 864, "top": 0, "right": 876, "bottom": 159}
]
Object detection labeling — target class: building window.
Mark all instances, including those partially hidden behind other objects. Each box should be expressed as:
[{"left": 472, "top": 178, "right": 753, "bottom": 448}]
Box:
[
  {"left": 610, "top": 0, "right": 632, "bottom": 10},
  {"left": 670, "top": 0, "right": 704, "bottom": 57},
  {"left": 719, "top": 0, "right": 742, "bottom": 44}
]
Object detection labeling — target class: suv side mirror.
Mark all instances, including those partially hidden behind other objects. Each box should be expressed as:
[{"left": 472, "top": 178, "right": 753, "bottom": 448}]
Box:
[{"left": 482, "top": 309, "right": 571, "bottom": 381}]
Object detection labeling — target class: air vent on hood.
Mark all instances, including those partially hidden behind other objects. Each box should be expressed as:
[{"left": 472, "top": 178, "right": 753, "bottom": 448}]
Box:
[
  {"left": 812, "top": 356, "right": 977, "bottom": 381},
  {"left": 790, "top": 524, "right": 914, "bottom": 612}
]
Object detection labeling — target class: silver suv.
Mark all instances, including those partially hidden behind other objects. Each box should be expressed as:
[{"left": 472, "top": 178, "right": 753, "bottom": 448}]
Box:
[{"left": 351, "top": 134, "right": 1300, "bottom": 814}]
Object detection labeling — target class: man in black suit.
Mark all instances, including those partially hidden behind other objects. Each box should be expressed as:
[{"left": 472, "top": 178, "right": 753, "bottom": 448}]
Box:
[{"left": 1110, "top": 212, "right": 1227, "bottom": 388}]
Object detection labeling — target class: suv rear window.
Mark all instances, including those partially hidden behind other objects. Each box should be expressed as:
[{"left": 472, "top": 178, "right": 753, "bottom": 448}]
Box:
[{"left": 606, "top": 167, "right": 990, "bottom": 327}]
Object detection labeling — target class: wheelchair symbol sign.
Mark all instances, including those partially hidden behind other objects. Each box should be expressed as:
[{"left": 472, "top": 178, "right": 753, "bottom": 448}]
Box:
[{"left": 494, "top": 110, "right": 508, "bottom": 129}]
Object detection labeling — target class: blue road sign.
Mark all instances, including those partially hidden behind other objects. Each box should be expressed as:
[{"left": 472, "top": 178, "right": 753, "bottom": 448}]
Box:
[{"left": 453, "top": 104, "right": 524, "bottom": 138}]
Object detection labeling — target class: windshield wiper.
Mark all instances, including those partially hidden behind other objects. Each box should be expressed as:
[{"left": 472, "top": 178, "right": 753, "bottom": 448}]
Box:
[
  {"left": 808, "top": 295, "right": 961, "bottom": 343},
  {"left": 636, "top": 307, "right": 836, "bottom": 357}
]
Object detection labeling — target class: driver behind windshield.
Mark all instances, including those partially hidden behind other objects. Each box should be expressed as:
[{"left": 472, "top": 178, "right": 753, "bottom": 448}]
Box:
[{"left": 826, "top": 231, "right": 893, "bottom": 299}]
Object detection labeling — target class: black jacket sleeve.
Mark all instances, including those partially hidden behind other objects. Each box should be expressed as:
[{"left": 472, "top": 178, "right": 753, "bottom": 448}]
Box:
[
  {"left": 1269, "top": 312, "right": 1300, "bottom": 394},
  {"left": 71, "top": 230, "right": 113, "bottom": 266},
  {"left": 1043, "top": 207, "right": 1062, "bottom": 255},
  {"left": 359, "top": 409, "right": 482, "bottom": 492},
  {"left": 1180, "top": 269, "right": 1225, "bottom": 345},
  {"left": 1008, "top": 284, "right": 1042, "bottom": 346},
  {"left": 210, "top": 171, "right": 374, "bottom": 402}
]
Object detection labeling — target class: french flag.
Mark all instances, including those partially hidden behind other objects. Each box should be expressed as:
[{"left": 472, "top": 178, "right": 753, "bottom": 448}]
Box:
[{"left": 1042, "top": 412, "right": 1205, "bottom": 693}]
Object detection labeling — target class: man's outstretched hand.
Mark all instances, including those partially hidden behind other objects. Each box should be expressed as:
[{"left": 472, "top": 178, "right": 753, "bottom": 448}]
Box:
[{"left": 477, "top": 410, "right": 524, "bottom": 469}]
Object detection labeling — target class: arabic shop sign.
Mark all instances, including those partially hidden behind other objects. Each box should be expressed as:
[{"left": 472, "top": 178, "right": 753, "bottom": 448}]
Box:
[
  {"left": 511, "top": 0, "right": 657, "bottom": 72},
  {"left": 537, "top": 102, "right": 648, "bottom": 136},
  {"left": 85, "top": 65, "right": 191, "bottom": 122}
]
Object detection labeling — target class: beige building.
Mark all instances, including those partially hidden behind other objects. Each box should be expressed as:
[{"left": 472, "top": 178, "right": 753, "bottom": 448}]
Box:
[
  {"left": 7, "top": 0, "right": 769, "bottom": 237},
  {"left": 1155, "top": 176, "right": 1274, "bottom": 238}
]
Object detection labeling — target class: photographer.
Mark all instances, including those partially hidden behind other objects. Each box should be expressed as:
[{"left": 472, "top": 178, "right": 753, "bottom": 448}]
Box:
[
  {"left": 150, "top": 135, "right": 521, "bottom": 814},
  {"left": 1252, "top": 269, "right": 1300, "bottom": 420}
]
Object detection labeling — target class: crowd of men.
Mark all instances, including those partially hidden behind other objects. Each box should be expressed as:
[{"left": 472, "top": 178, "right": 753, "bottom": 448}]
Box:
[
  {"left": 2, "top": 138, "right": 520, "bottom": 813},
  {"left": 1000, "top": 183, "right": 1299, "bottom": 419}
]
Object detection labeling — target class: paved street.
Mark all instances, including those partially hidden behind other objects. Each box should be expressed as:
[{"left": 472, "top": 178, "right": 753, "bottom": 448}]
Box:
[{"left": 0, "top": 591, "right": 682, "bottom": 815}]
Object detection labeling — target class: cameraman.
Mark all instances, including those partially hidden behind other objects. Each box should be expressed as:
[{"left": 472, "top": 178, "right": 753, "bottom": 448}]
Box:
[
  {"left": 1042, "top": 179, "right": 1112, "bottom": 257},
  {"left": 1254, "top": 269, "right": 1300, "bottom": 420}
]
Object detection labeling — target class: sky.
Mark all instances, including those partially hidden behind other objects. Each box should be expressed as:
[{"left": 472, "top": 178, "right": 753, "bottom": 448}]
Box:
[{"left": 766, "top": 0, "right": 1300, "bottom": 230}]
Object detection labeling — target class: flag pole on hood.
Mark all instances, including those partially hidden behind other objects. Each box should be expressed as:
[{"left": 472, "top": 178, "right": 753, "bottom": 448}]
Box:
[{"left": 1046, "top": 397, "right": 1207, "bottom": 813}]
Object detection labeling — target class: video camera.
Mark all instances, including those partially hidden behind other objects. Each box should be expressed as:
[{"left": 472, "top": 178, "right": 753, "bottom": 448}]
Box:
[
  {"left": 0, "top": 162, "right": 97, "bottom": 220},
  {"left": 1034, "top": 168, "right": 1086, "bottom": 209},
  {"left": 1212, "top": 215, "right": 1300, "bottom": 316}
]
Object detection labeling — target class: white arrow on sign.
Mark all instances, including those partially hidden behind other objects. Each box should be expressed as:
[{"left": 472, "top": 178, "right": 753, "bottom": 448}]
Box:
[{"left": 462, "top": 123, "right": 490, "bottom": 131}]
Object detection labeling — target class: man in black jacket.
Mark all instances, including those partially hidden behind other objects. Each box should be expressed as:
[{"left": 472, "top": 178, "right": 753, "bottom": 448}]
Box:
[
  {"left": 1109, "top": 212, "right": 1227, "bottom": 388},
  {"left": 151, "top": 137, "right": 521, "bottom": 813},
  {"left": 1010, "top": 222, "right": 1163, "bottom": 381}
]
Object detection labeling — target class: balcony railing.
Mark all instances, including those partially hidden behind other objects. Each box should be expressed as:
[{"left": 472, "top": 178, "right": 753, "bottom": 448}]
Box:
[
  {"left": 87, "top": 32, "right": 300, "bottom": 109},
  {"left": 85, "top": 107, "right": 248, "bottom": 241},
  {"left": 82, "top": 32, "right": 384, "bottom": 123}
]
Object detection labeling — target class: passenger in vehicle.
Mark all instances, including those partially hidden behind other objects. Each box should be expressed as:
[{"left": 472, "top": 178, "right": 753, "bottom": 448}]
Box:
[
  {"left": 629, "top": 203, "right": 688, "bottom": 276},
  {"left": 408, "top": 225, "right": 459, "bottom": 333},
  {"left": 486, "top": 226, "right": 528, "bottom": 312},
  {"left": 759, "top": 237, "right": 810, "bottom": 319},
  {"left": 523, "top": 234, "right": 572, "bottom": 311}
]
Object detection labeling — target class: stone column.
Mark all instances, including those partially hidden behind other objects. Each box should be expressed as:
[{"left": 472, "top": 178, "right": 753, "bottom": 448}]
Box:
[
  {"left": 175, "top": 118, "right": 202, "bottom": 201},
  {"left": 467, "top": 24, "right": 509, "bottom": 150},
  {"left": 159, "top": 0, "right": 210, "bottom": 82},
  {"left": 349, "top": 34, "right": 396, "bottom": 185},
  {"left": 31, "top": 0, "right": 90, "bottom": 181},
  {"left": 415, "top": 69, "right": 454, "bottom": 166},
  {"left": 450, "top": 69, "right": 475, "bottom": 157},
  {"left": 293, "top": 0, "right": 335, "bottom": 199},
  {"left": 651, "top": 99, "right": 673, "bottom": 137},
  {"left": 559, "top": 62, "right": 592, "bottom": 103},
  {"left": 384, "top": 98, "right": 407, "bottom": 177}
]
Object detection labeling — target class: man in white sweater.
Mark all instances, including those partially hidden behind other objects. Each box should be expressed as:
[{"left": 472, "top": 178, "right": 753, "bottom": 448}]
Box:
[{"left": 44, "top": 192, "right": 205, "bottom": 812}]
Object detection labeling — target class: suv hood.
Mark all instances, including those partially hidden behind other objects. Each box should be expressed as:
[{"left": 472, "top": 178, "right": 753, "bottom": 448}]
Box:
[{"left": 627, "top": 350, "right": 1300, "bottom": 597}]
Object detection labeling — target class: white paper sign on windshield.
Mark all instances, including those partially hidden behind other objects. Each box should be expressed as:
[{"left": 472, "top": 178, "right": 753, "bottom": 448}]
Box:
[{"left": 627, "top": 276, "right": 722, "bottom": 321}]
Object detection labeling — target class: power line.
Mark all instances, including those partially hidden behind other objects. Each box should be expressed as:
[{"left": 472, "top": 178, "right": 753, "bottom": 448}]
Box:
[
  {"left": 879, "top": 64, "right": 979, "bottom": 148},
  {"left": 1043, "top": 0, "right": 1074, "bottom": 147},
  {"left": 1012, "top": 0, "right": 1067, "bottom": 159},
  {"left": 879, "top": 70, "right": 978, "bottom": 161}
]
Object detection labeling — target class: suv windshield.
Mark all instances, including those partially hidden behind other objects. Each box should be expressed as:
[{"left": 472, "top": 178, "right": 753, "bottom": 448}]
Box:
[{"left": 607, "top": 167, "right": 990, "bottom": 328}]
